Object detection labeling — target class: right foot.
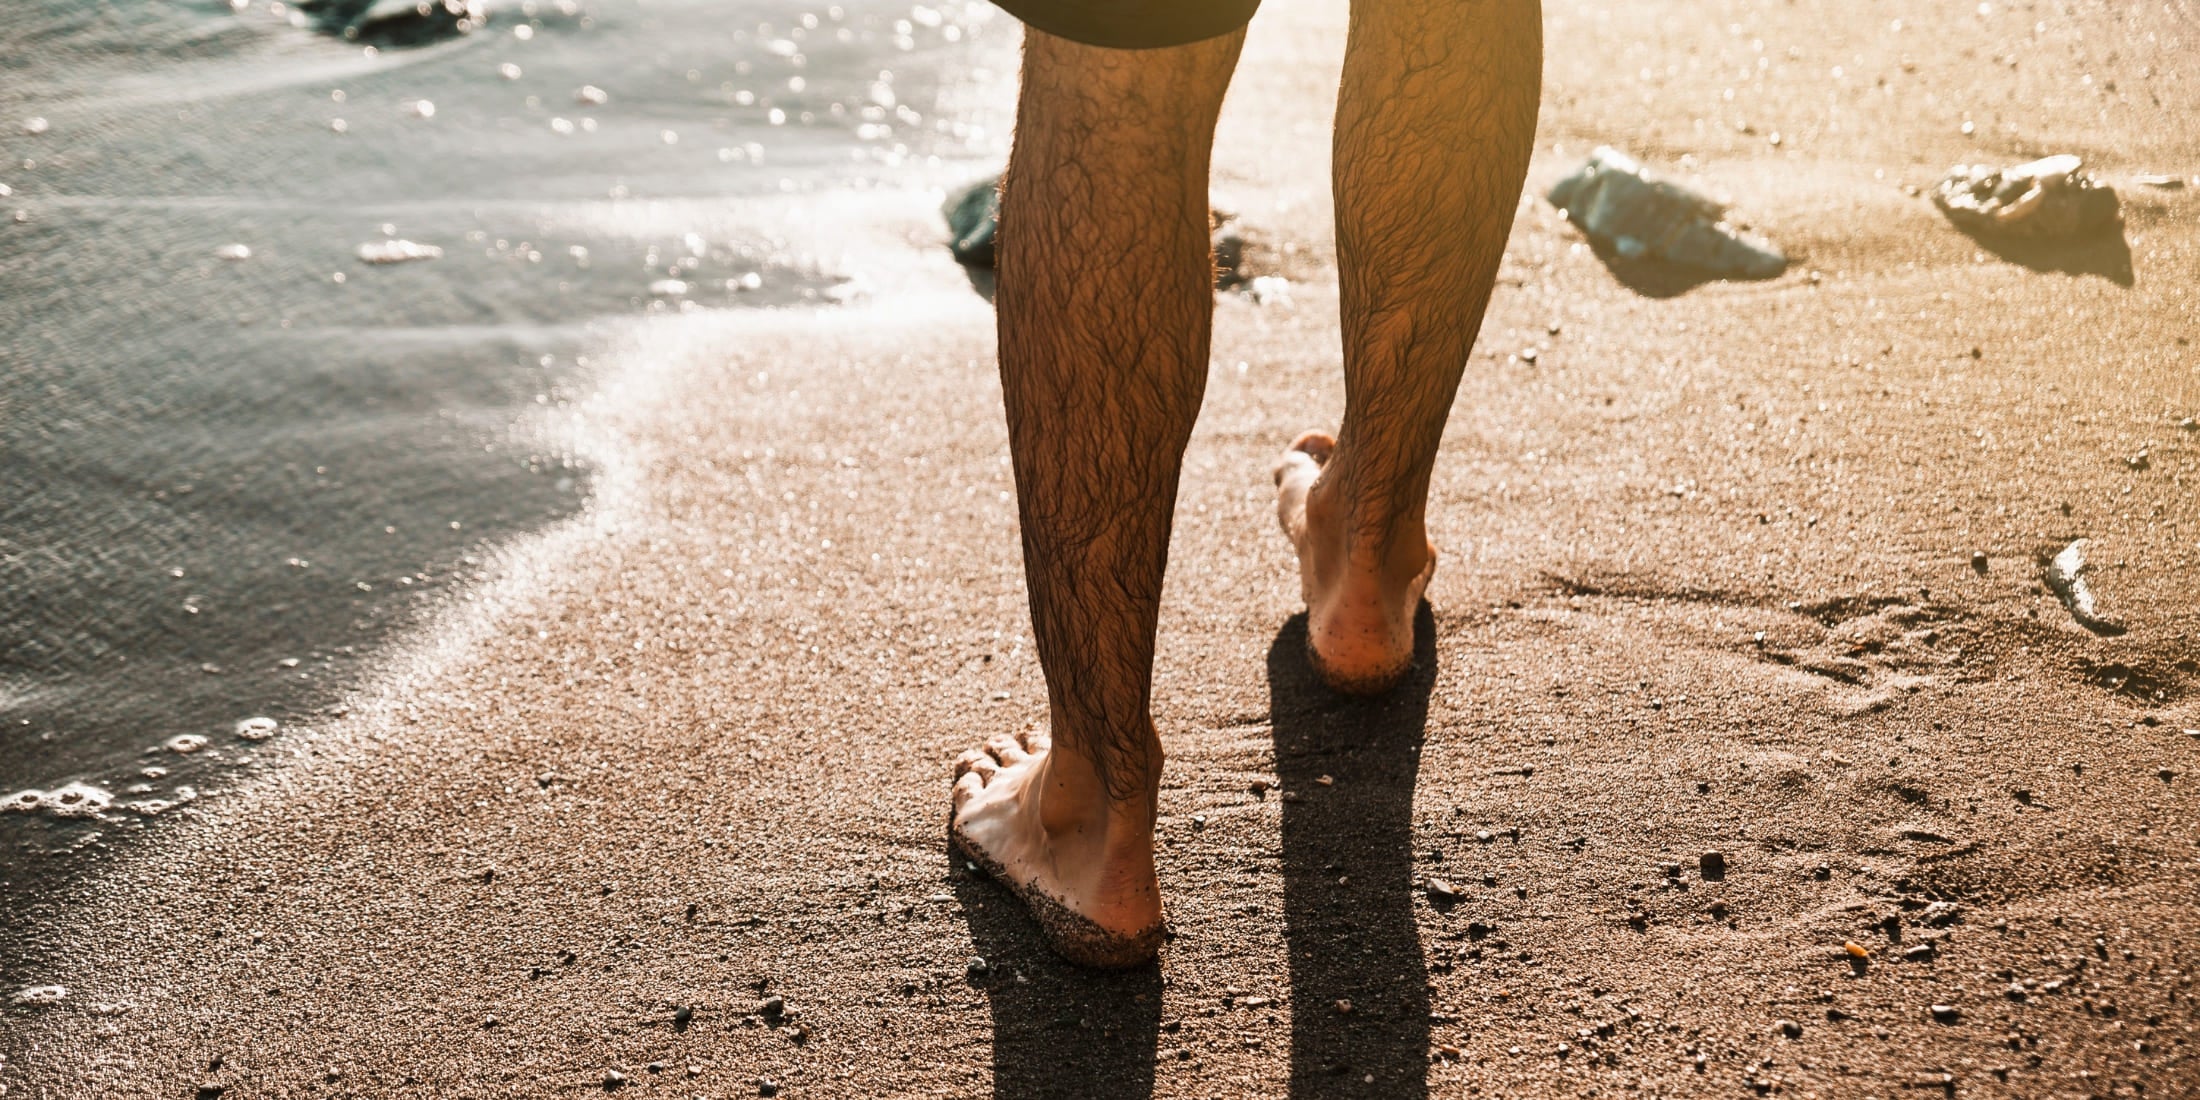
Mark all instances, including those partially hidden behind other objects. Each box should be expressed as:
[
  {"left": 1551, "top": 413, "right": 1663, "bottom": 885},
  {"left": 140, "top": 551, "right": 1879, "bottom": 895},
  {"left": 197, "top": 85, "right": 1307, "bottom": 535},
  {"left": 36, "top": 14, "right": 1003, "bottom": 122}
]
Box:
[
  {"left": 1273, "top": 430, "right": 1437, "bottom": 694},
  {"left": 948, "top": 728, "right": 1164, "bottom": 968}
]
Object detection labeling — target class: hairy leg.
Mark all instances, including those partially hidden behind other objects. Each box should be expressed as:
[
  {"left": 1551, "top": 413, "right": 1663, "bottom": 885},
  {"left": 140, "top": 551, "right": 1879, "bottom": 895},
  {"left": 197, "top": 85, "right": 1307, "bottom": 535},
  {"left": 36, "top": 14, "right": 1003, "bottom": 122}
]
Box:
[
  {"left": 951, "top": 26, "right": 1243, "bottom": 967},
  {"left": 1277, "top": 0, "right": 1542, "bottom": 692}
]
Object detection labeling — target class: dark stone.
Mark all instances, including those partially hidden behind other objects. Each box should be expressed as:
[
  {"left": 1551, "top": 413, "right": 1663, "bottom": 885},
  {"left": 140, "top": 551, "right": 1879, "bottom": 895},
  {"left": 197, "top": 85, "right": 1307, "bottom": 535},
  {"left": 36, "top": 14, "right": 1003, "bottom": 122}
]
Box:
[{"left": 1699, "top": 851, "right": 1727, "bottom": 881}]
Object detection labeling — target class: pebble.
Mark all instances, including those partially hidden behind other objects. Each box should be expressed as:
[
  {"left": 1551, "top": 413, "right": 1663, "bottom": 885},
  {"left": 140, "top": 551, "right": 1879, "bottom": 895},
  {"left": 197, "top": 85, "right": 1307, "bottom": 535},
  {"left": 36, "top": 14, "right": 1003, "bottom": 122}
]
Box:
[
  {"left": 603, "top": 1068, "right": 626, "bottom": 1088},
  {"left": 2006, "top": 982, "right": 2028, "bottom": 1001},
  {"left": 235, "top": 717, "right": 279, "bottom": 741},
  {"left": 1699, "top": 851, "right": 1726, "bottom": 880},
  {"left": 1929, "top": 1004, "right": 1960, "bottom": 1024},
  {"left": 673, "top": 1006, "right": 693, "bottom": 1026},
  {"left": 646, "top": 1062, "right": 664, "bottom": 1074},
  {"left": 23, "top": 117, "right": 50, "bottom": 135},
  {"left": 166, "top": 734, "right": 210, "bottom": 754},
  {"left": 758, "top": 1079, "right": 779, "bottom": 1098},
  {"left": 483, "top": 1014, "right": 500, "bottom": 1028},
  {"left": 214, "top": 243, "right": 253, "bottom": 261},
  {"left": 966, "top": 956, "right": 990, "bottom": 980},
  {"left": 759, "top": 995, "right": 786, "bottom": 1017},
  {"left": 497, "top": 63, "right": 523, "bottom": 80},
  {"left": 1843, "top": 941, "right": 1870, "bottom": 959},
  {"left": 575, "top": 85, "right": 609, "bottom": 106},
  {"left": 1334, "top": 999, "right": 1352, "bottom": 1014},
  {"left": 1921, "top": 901, "right": 1962, "bottom": 927},
  {"left": 1776, "top": 1019, "right": 1802, "bottom": 1038},
  {"left": 1970, "top": 551, "right": 1989, "bottom": 574},
  {"left": 1903, "top": 944, "right": 1937, "bottom": 963},
  {"left": 648, "top": 278, "right": 690, "bottom": 297},
  {"left": 407, "top": 99, "right": 436, "bottom": 119},
  {"left": 1426, "top": 877, "right": 1461, "bottom": 903},
  {"left": 10, "top": 985, "right": 66, "bottom": 1005}
]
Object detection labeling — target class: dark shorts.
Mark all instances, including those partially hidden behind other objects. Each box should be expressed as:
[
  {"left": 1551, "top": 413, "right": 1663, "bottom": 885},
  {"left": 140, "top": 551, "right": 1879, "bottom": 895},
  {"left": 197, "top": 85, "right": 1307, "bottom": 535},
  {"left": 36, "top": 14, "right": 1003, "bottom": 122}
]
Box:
[{"left": 991, "top": 0, "right": 1261, "bottom": 49}]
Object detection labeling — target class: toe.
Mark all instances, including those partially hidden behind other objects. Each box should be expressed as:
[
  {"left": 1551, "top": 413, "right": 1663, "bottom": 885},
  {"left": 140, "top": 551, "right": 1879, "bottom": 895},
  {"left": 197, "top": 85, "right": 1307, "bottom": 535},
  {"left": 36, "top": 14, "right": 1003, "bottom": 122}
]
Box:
[
  {"left": 1017, "top": 726, "right": 1051, "bottom": 754},
  {"left": 955, "top": 748, "right": 991, "bottom": 779},
  {"left": 1288, "top": 429, "right": 1335, "bottom": 463},
  {"left": 952, "top": 771, "right": 984, "bottom": 811},
  {"left": 985, "top": 733, "right": 1029, "bottom": 765}
]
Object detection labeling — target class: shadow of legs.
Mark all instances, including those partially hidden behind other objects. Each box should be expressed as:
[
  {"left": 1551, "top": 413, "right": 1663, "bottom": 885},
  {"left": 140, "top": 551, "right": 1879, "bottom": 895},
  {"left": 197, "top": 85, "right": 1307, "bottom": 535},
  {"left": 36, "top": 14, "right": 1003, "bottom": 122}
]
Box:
[
  {"left": 1270, "top": 606, "right": 1437, "bottom": 1098},
  {"left": 955, "top": 865, "right": 1162, "bottom": 1100}
]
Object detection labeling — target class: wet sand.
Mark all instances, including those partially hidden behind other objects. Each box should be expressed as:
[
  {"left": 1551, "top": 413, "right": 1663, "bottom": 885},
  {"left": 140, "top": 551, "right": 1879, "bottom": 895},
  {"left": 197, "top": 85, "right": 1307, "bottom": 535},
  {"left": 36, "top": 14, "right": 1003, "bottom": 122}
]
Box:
[{"left": 6, "top": 0, "right": 2199, "bottom": 1096}]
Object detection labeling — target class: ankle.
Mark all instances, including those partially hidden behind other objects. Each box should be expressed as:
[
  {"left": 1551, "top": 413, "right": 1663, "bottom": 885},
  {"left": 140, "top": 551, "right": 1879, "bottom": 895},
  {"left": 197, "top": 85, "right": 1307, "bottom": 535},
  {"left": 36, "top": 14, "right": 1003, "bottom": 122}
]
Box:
[
  {"left": 1035, "top": 732, "right": 1160, "bottom": 835},
  {"left": 1306, "top": 468, "right": 1428, "bottom": 575}
]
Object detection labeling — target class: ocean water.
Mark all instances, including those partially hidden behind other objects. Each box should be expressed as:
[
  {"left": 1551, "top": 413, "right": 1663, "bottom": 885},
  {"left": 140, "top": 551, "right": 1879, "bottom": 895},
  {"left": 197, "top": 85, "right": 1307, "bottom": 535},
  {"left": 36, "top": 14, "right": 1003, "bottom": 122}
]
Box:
[{"left": 0, "top": 0, "right": 1009, "bottom": 948}]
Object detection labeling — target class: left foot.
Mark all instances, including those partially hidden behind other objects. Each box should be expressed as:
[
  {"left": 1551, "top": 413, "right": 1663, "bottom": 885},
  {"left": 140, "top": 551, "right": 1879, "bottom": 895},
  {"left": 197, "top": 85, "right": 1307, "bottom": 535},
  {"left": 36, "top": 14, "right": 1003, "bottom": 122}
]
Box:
[
  {"left": 949, "top": 729, "right": 1164, "bottom": 968},
  {"left": 1274, "top": 430, "right": 1436, "bottom": 694}
]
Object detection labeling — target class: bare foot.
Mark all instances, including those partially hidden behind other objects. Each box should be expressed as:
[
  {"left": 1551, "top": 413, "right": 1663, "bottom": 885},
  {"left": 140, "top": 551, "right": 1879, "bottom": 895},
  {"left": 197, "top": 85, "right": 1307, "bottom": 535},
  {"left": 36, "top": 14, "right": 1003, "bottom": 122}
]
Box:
[
  {"left": 948, "top": 728, "right": 1164, "bottom": 968},
  {"left": 1273, "top": 430, "right": 1436, "bottom": 694}
]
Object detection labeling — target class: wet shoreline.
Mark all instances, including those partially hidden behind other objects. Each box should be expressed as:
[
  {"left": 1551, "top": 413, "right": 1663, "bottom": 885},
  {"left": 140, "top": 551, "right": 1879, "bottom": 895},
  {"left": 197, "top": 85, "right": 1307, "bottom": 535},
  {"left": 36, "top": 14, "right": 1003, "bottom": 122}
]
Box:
[{"left": 1, "top": 0, "right": 1009, "bottom": 971}]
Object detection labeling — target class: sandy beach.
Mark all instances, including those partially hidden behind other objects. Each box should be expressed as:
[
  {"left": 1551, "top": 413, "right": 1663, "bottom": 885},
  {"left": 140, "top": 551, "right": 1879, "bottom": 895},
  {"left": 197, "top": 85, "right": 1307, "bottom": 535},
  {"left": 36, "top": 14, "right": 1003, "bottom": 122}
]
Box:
[{"left": 6, "top": 0, "right": 2198, "bottom": 1096}]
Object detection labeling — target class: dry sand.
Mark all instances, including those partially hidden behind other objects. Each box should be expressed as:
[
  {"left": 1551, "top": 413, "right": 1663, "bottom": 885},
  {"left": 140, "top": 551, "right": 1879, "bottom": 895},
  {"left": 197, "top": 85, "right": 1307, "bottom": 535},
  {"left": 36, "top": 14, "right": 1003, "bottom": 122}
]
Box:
[{"left": 7, "top": 0, "right": 2200, "bottom": 1096}]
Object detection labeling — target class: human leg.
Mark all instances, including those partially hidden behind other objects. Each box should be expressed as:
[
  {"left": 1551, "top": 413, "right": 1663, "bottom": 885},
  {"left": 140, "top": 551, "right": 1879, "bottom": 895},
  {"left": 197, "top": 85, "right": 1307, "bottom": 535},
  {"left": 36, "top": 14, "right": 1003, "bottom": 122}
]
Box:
[
  {"left": 950, "top": 25, "right": 1244, "bottom": 967},
  {"left": 1277, "top": 0, "right": 1542, "bottom": 692}
]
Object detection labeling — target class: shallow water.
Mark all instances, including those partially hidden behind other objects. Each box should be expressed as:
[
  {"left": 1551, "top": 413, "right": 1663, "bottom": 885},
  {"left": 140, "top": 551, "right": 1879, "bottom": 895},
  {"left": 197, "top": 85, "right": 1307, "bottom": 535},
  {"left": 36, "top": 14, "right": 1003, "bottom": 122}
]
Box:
[{"left": 0, "top": 0, "right": 1009, "bottom": 953}]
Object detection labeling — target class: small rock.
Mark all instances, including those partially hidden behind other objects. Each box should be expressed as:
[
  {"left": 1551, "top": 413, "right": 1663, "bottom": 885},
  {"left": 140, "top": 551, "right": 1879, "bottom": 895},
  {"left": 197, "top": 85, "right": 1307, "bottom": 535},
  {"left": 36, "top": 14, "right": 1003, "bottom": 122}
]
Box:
[
  {"left": 235, "top": 717, "right": 279, "bottom": 741},
  {"left": 647, "top": 1062, "right": 664, "bottom": 1074},
  {"left": 1921, "top": 901, "right": 1962, "bottom": 927},
  {"left": 2041, "top": 539, "right": 2125, "bottom": 636},
  {"left": 1334, "top": 999, "right": 1352, "bottom": 1014},
  {"left": 2006, "top": 983, "right": 2028, "bottom": 1001},
  {"left": 24, "top": 117, "right": 52, "bottom": 135},
  {"left": 483, "top": 1013, "right": 500, "bottom": 1028},
  {"left": 966, "top": 956, "right": 991, "bottom": 980},
  {"left": 1970, "top": 551, "right": 1989, "bottom": 574},
  {"left": 758, "top": 1079, "right": 779, "bottom": 1098},
  {"left": 1426, "top": 878, "right": 1461, "bottom": 903},
  {"left": 1546, "top": 146, "right": 1785, "bottom": 278},
  {"left": 759, "top": 995, "right": 786, "bottom": 1018},
  {"left": 603, "top": 1069, "right": 627, "bottom": 1089},
  {"left": 214, "top": 243, "right": 253, "bottom": 261},
  {"left": 673, "top": 1006, "right": 693, "bottom": 1027},
  {"left": 1932, "top": 154, "right": 2120, "bottom": 239},
  {"left": 1929, "top": 1004, "right": 1960, "bottom": 1024},
  {"left": 1699, "top": 851, "right": 1727, "bottom": 881},
  {"left": 1843, "top": 941, "right": 1871, "bottom": 959},
  {"left": 1903, "top": 943, "right": 1937, "bottom": 963},
  {"left": 1314, "top": 774, "right": 1334, "bottom": 787},
  {"left": 575, "top": 85, "right": 609, "bottom": 106},
  {"left": 1776, "top": 1019, "right": 1803, "bottom": 1039}
]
